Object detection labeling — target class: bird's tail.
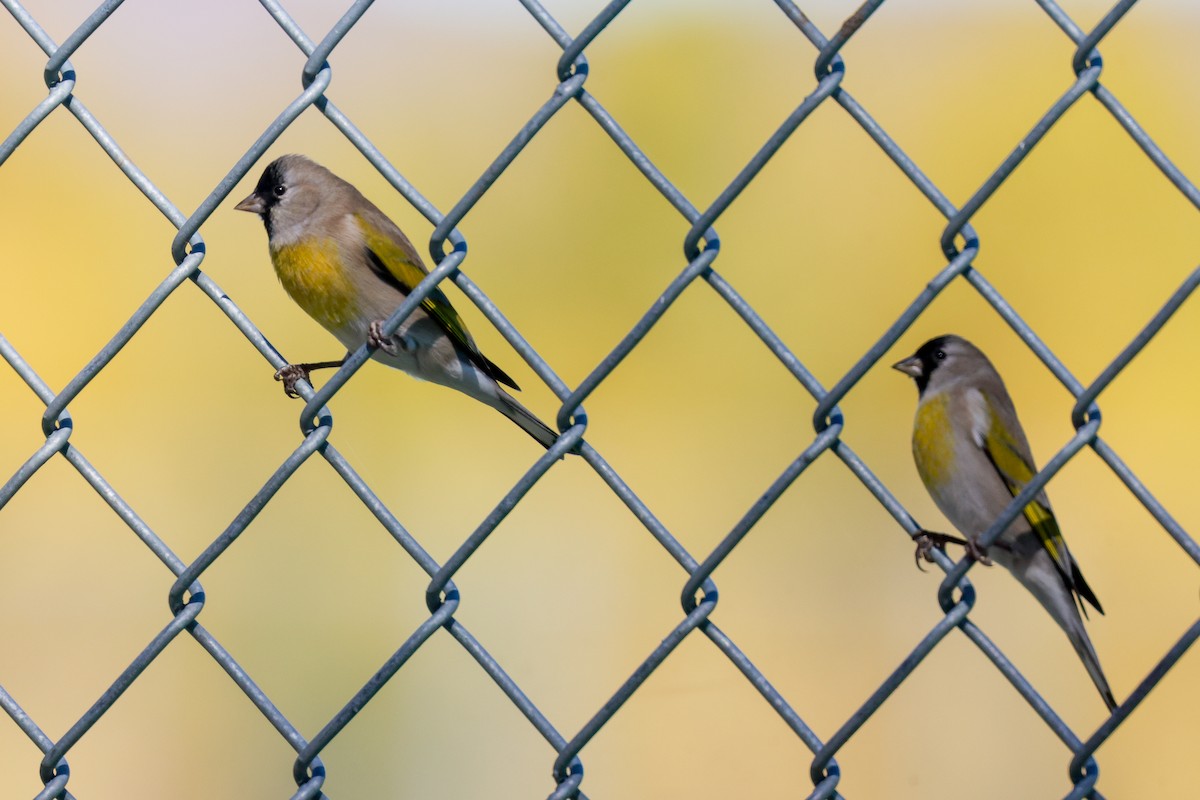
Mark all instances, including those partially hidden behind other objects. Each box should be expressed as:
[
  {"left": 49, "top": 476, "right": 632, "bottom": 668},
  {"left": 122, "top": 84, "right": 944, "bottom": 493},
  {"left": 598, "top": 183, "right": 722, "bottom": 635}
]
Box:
[
  {"left": 1019, "top": 558, "right": 1117, "bottom": 711},
  {"left": 1066, "top": 614, "right": 1118, "bottom": 712},
  {"left": 490, "top": 388, "right": 559, "bottom": 450}
]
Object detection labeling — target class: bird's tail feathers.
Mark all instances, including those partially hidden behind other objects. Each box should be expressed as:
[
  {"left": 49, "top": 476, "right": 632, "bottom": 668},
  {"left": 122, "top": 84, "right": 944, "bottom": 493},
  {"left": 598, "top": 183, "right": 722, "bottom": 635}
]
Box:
[
  {"left": 1068, "top": 557, "right": 1104, "bottom": 617},
  {"left": 1020, "top": 562, "right": 1117, "bottom": 711},
  {"left": 491, "top": 389, "right": 559, "bottom": 450},
  {"left": 1059, "top": 604, "right": 1118, "bottom": 711}
]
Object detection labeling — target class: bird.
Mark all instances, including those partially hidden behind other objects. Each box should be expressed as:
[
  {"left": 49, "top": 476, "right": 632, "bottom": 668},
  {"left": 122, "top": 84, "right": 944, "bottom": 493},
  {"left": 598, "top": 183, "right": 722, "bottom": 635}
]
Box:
[
  {"left": 235, "top": 154, "right": 558, "bottom": 449},
  {"left": 893, "top": 334, "right": 1116, "bottom": 711}
]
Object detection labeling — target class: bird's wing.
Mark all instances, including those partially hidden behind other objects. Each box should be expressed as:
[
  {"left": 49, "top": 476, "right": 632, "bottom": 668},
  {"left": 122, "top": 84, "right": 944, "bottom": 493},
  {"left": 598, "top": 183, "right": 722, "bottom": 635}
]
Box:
[
  {"left": 970, "top": 390, "right": 1104, "bottom": 613},
  {"left": 354, "top": 212, "right": 519, "bottom": 390},
  {"left": 966, "top": 390, "right": 1071, "bottom": 573}
]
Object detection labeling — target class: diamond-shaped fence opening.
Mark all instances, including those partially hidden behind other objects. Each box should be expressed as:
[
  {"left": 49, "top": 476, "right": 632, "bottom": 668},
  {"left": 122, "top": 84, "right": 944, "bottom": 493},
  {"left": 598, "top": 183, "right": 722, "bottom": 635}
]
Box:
[{"left": 1, "top": 1, "right": 1199, "bottom": 798}]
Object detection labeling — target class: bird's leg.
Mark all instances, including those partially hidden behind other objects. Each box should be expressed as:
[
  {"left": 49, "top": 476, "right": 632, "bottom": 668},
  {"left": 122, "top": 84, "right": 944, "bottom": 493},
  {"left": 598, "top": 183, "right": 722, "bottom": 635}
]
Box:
[
  {"left": 368, "top": 320, "right": 413, "bottom": 356},
  {"left": 913, "top": 528, "right": 973, "bottom": 571},
  {"left": 274, "top": 360, "right": 345, "bottom": 398}
]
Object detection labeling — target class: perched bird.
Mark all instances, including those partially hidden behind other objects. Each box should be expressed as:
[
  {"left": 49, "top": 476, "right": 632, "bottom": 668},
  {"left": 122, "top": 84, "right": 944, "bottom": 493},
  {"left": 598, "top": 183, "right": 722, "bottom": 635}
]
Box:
[
  {"left": 235, "top": 154, "right": 557, "bottom": 449},
  {"left": 893, "top": 334, "right": 1116, "bottom": 711}
]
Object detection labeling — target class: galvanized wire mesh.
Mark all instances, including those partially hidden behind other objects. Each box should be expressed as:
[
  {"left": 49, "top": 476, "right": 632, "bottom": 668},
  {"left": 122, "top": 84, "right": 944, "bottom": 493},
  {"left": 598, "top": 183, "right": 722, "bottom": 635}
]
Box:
[{"left": 1, "top": 1, "right": 1198, "bottom": 798}]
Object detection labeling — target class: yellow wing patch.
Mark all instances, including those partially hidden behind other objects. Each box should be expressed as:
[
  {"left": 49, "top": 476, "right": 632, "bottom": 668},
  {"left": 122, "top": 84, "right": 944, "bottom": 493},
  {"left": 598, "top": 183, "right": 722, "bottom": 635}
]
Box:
[
  {"left": 355, "top": 215, "right": 478, "bottom": 352},
  {"left": 271, "top": 238, "right": 357, "bottom": 331},
  {"left": 982, "top": 398, "right": 1070, "bottom": 574},
  {"left": 353, "top": 214, "right": 520, "bottom": 389}
]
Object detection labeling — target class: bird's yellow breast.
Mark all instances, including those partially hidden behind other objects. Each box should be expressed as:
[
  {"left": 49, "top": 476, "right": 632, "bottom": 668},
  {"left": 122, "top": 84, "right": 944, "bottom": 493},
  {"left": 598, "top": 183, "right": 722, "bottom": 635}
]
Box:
[
  {"left": 270, "top": 239, "right": 357, "bottom": 331},
  {"left": 913, "top": 394, "right": 955, "bottom": 488}
]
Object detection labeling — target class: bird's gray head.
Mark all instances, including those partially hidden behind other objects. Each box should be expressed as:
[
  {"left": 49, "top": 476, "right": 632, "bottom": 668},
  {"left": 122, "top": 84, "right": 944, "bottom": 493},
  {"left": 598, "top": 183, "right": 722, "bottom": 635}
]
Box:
[
  {"left": 235, "top": 154, "right": 346, "bottom": 243},
  {"left": 892, "top": 334, "right": 994, "bottom": 396}
]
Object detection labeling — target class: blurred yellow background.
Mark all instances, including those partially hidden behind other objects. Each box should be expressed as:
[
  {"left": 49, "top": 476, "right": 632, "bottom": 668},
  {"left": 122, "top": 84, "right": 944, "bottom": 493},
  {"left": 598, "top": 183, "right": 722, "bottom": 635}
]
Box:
[{"left": 2, "top": 1, "right": 1199, "bottom": 798}]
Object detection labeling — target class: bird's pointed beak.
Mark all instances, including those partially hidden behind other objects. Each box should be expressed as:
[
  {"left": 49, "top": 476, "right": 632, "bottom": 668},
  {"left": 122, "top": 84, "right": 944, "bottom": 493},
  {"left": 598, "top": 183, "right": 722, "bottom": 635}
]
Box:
[
  {"left": 892, "top": 355, "right": 923, "bottom": 378},
  {"left": 234, "top": 193, "right": 264, "bottom": 214}
]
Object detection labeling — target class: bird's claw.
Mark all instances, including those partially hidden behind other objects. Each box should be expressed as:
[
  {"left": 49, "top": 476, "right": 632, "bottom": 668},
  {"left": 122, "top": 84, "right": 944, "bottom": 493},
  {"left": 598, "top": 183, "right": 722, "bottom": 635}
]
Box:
[
  {"left": 913, "top": 530, "right": 946, "bottom": 571},
  {"left": 964, "top": 537, "right": 993, "bottom": 566},
  {"left": 274, "top": 364, "right": 310, "bottom": 399},
  {"left": 912, "top": 529, "right": 987, "bottom": 570},
  {"left": 368, "top": 320, "right": 402, "bottom": 355}
]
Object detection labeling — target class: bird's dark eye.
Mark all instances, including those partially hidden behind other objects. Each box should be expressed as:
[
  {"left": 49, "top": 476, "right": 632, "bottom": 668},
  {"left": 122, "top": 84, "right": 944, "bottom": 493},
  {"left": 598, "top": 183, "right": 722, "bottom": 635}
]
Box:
[
  {"left": 934, "top": 349, "right": 946, "bottom": 360},
  {"left": 273, "top": 184, "right": 287, "bottom": 198}
]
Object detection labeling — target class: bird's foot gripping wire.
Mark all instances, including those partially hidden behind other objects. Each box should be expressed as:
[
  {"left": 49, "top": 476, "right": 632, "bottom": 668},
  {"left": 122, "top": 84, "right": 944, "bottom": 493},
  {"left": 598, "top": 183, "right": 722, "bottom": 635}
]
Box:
[
  {"left": 274, "top": 360, "right": 345, "bottom": 398},
  {"left": 913, "top": 529, "right": 991, "bottom": 570},
  {"left": 368, "top": 320, "right": 411, "bottom": 356},
  {"left": 963, "top": 536, "right": 993, "bottom": 566}
]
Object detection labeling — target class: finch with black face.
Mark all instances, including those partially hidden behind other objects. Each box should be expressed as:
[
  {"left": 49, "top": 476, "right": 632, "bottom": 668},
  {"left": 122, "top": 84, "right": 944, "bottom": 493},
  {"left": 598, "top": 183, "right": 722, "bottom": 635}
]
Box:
[
  {"left": 894, "top": 334, "right": 1116, "bottom": 711},
  {"left": 236, "top": 154, "right": 557, "bottom": 449}
]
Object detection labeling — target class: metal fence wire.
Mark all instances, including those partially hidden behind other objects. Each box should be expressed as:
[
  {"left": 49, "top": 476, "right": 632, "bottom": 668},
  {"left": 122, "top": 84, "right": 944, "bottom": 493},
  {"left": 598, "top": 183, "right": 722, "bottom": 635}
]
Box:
[{"left": 2, "top": 0, "right": 1199, "bottom": 798}]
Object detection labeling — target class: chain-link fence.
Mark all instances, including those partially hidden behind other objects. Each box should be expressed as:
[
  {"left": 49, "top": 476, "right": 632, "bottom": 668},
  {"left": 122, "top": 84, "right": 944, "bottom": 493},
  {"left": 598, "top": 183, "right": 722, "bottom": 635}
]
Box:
[{"left": 2, "top": 1, "right": 1199, "bottom": 798}]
